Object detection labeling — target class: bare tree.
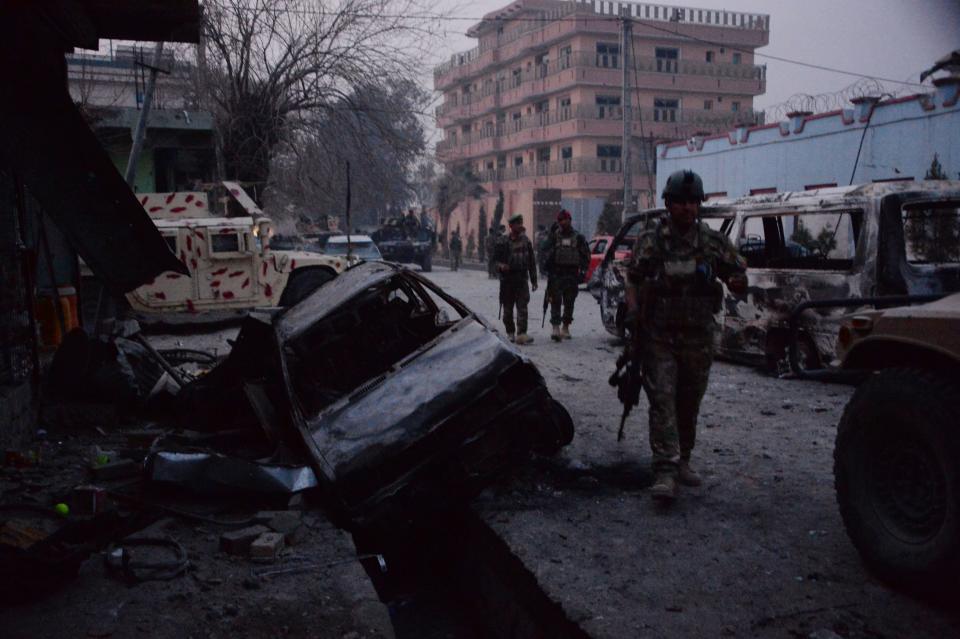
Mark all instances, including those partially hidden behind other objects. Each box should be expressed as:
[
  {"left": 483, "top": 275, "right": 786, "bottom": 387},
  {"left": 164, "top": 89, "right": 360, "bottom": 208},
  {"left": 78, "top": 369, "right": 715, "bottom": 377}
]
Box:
[{"left": 200, "top": 0, "right": 444, "bottom": 193}]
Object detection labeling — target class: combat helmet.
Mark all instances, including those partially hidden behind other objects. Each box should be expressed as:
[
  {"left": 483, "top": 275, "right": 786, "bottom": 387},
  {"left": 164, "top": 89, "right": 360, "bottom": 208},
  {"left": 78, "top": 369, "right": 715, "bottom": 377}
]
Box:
[{"left": 662, "top": 170, "right": 705, "bottom": 202}]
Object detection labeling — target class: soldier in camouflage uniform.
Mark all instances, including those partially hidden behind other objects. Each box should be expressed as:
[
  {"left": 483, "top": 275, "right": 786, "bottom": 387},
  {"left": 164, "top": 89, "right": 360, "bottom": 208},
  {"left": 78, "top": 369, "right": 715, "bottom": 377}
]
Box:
[
  {"left": 494, "top": 214, "right": 538, "bottom": 344},
  {"left": 542, "top": 209, "right": 590, "bottom": 341},
  {"left": 625, "top": 170, "right": 748, "bottom": 503}
]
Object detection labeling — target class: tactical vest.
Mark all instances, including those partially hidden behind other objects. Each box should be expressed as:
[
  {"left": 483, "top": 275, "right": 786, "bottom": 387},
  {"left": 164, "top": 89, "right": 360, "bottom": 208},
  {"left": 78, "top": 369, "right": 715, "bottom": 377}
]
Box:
[
  {"left": 552, "top": 231, "right": 581, "bottom": 268},
  {"left": 503, "top": 236, "right": 532, "bottom": 274},
  {"left": 646, "top": 225, "right": 723, "bottom": 331}
]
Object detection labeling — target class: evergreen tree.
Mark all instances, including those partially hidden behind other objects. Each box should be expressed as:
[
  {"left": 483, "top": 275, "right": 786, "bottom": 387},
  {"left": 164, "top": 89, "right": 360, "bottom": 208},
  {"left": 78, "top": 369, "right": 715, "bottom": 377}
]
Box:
[
  {"left": 492, "top": 191, "right": 505, "bottom": 230},
  {"left": 595, "top": 201, "right": 622, "bottom": 235},
  {"left": 906, "top": 154, "right": 959, "bottom": 263}
]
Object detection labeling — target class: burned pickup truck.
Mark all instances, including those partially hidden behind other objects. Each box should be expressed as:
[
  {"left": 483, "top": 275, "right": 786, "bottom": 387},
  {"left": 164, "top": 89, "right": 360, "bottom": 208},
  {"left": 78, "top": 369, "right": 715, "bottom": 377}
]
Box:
[
  {"left": 178, "top": 261, "right": 573, "bottom": 525},
  {"left": 589, "top": 180, "right": 960, "bottom": 371}
]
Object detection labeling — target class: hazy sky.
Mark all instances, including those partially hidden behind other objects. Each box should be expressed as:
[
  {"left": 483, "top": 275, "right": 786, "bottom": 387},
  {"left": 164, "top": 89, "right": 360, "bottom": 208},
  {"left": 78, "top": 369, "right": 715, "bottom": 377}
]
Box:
[{"left": 426, "top": 0, "right": 959, "bottom": 133}]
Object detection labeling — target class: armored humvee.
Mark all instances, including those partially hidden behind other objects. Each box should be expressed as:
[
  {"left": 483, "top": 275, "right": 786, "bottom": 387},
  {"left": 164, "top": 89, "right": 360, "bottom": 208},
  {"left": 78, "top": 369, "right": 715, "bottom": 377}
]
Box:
[{"left": 126, "top": 182, "right": 355, "bottom": 313}]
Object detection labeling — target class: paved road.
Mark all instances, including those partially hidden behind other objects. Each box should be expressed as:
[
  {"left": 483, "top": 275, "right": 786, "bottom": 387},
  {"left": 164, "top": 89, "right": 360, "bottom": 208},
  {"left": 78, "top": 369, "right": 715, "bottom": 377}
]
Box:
[{"left": 423, "top": 266, "right": 960, "bottom": 639}]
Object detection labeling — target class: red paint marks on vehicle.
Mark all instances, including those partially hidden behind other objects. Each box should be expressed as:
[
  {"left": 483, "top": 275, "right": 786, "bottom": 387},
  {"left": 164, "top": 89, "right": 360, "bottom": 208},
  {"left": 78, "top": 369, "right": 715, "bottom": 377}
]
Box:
[
  {"left": 220, "top": 228, "right": 233, "bottom": 234},
  {"left": 196, "top": 200, "right": 204, "bottom": 208},
  {"left": 241, "top": 278, "right": 250, "bottom": 289},
  {"left": 194, "top": 229, "right": 204, "bottom": 238},
  {"left": 335, "top": 262, "right": 341, "bottom": 269},
  {"left": 262, "top": 263, "right": 268, "bottom": 276},
  {"left": 264, "top": 284, "right": 273, "bottom": 297},
  {"left": 165, "top": 193, "right": 176, "bottom": 204},
  {"left": 290, "top": 259, "right": 297, "bottom": 270},
  {"left": 140, "top": 196, "right": 149, "bottom": 206},
  {"left": 212, "top": 267, "right": 228, "bottom": 276},
  {"left": 154, "top": 292, "right": 166, "bottom": 300},
  {"left": 149, "top": 206, "right": 163, "bottom": 212},
  {"left": 190, "top": 258, "right": 198, "bottom": 270},
  {"left": 186, "top": 236, "right": 193, "bottom": 251},
  {"left": 230, "top": 189, "right": 240, "bottom": 196},
  {"left": 186, "top": 299, "right": 196, "bottom": 313},
  {"left": 222, "top": 291, "right": 235, "bottom": 300},
  {"left": 170, "top": 206, "right": 186, "bottom": 213},
  {"left": 229, "top": 270, "right": 244, "bottom": 278},
  {"left": 166, "top": 274, "right": 181, "bottom": 279},
  {"left": 179, "top": 250, "right": 186, "bottom": 263},
  {"left": 197, "top": 247, "right": 202, "bottom": 257},
  {"left": 185, "top": 194, "right": 194, "bottom": 203},
  {"left": 210, "top": 280, "right": 221, "bottom": 288}
]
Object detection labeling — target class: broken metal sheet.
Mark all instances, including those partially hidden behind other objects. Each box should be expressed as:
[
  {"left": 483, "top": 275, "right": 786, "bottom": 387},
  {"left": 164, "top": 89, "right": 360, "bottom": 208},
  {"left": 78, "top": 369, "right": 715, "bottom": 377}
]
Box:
[
  {"left": 222, "top": 180, "right": 264, "bottom": 217},
  {"left": 146, "top": 452, "right": 318, "bottom": 496}
]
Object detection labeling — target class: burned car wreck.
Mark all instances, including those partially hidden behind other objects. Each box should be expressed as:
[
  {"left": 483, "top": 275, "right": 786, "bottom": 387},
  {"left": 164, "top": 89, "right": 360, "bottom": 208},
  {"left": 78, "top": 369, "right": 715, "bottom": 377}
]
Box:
[{"left": 176, "top": 261, "right": 574, "bottom": 526}]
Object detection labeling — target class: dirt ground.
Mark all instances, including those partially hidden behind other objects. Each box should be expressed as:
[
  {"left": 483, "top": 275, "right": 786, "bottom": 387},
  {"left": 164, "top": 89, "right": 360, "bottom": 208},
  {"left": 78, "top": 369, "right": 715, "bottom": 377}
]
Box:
[{"left": 423, "top": 265, "right": 960, "bottom": 639}]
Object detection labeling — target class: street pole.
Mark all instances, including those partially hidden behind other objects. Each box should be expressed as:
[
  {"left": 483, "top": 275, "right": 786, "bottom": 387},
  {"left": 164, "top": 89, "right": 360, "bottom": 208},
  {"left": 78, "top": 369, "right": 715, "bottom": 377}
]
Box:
[
  {"left": 621, "top": 15, "right": 632, "bottom": 220},
  {"left": 124, "top": 42, "right": 165, "bottom": 188}
]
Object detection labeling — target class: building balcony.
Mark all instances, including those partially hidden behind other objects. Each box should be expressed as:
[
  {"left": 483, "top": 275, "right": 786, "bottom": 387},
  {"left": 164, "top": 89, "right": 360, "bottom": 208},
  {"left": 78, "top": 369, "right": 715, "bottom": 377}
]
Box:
[
  {"left": 436, "top": 104, "right": 763, "bottom": 162},
  {"left": 472, "top": 157, "right": 649, "bottom": 194},
  {"left": 436, "top": 51, "right": 765, "bottom": 126},
  {"left": 435, "top": 2, "right": 769, "bottom": 90}
]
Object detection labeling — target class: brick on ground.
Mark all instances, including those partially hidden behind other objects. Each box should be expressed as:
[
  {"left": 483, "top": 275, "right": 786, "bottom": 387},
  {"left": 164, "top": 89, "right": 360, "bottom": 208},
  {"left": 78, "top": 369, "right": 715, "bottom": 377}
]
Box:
[
  {"left": 249, "top": 532, "right": 284, "bottom": 561},
  {"left": 220, "top": 525, "right": 270, "bottom": 555}
]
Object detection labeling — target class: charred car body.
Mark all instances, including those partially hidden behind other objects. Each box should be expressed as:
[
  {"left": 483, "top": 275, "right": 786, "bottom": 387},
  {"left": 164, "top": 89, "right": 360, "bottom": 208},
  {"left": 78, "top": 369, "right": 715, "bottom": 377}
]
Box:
[
  {"left": 180, "top": 261, "right": 573, "bottom": 526},
  {"left": 589, "top": 181, "right": 960, "bottom": 371}
]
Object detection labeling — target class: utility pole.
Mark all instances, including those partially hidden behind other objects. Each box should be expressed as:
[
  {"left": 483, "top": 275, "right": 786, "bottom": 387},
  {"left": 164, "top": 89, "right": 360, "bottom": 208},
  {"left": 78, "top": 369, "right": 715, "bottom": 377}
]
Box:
[
  {"left": 621, "top": 15, "right": 632, "bottom": 219},
  {"left": 125, "top": 42, "right": 166, "bottom": 188}
]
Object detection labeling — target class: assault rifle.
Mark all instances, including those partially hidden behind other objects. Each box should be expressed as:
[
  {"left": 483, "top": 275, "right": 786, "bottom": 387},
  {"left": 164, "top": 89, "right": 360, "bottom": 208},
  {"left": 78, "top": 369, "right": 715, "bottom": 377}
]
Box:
[
  {"left": 541, "top": 277, "right": 554, "bottom": 328},
  {"left": 608, "top": 343, "right": 643, "bottom": 441}
]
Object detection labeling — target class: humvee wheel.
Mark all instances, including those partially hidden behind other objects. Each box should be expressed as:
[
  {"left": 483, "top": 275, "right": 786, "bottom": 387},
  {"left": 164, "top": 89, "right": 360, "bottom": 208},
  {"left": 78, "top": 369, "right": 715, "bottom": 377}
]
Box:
[
  {"left": 834, "top": 368, "right": 960, "bottom": 591},
  {"left": 279, "top": 267, "right": 336, "bottom": 307}
]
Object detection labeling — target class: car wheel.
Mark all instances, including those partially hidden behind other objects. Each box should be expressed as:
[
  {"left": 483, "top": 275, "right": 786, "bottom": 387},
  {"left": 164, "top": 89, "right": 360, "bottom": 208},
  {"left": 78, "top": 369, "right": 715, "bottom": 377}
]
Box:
[
  {"left": 834, "top": 368, "right": 960, "bottom": 593},
  {"left": 278, "top": 267, "right": 335, "bottom": 307}
]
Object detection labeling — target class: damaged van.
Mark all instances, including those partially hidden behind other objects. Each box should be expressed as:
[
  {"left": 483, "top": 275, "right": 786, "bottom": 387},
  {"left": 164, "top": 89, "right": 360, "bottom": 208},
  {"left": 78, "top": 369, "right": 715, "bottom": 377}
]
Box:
[
  {"left": 180, "top": 261, "right": 574, "bottom": 526},
  {"left": 589, "top": 180, "right": 960, "bottom": 371}
]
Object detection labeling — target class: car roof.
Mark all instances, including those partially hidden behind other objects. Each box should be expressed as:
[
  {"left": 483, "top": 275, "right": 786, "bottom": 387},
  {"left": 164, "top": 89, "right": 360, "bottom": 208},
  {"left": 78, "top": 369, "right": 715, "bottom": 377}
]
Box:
[{"left": 328, "top": 235, "right": 373, "bottom": 243}]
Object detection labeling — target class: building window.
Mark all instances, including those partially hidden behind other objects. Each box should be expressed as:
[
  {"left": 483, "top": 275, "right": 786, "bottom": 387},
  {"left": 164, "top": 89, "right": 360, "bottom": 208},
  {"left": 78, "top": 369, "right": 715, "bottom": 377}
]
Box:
[
  {"left": 511, "top": 111, "right": 522, "bottom": 132},
  {"left": 731, "top": 101, "right": 741, "bottom": 112},
  {"left": 535, "top": 52, "right": 550, "bottom": 78},
  {"left": 706, "top": 51, "right": 714, "bottom": 63},
  {"left": 596, "top": 42, "right": 620, "bottom": 69},
  {"left": 537, "top": 147, "right": 551, "bottom": 163},
  {"left": 655, "top": 47, "right": 679, "bottom": 73},
  {"left": 561, "top": 146, "right": 573, "bottom": 171},
  {"left": 597, "top": 145, "right": 622, "bottom": 173},
  {"left": 654, "top": 98, "right": 679, "bottom": 122},
  {"left": 704, "top": 99, "right": 713, "bottom": 111},
  {"left": 596, "top": 95, "right": 621, "bottom": 119},
  {"left": 558, "top": 96, "right": 572, "bottom": 119},
  {"left": 558, "top": 45, "right": 573, "bottom": 70},
  {"left": 732, "top": 52, "right": 742, "bottom": 65},
  {"left": 513, "top": 156, "right": 523, "bottom": 167},
  {"left": 497, "top": 155, "right": 506, "bottom": 169},
  {"left": 511, "top": 67, "right": 522, "bottom": 88}
]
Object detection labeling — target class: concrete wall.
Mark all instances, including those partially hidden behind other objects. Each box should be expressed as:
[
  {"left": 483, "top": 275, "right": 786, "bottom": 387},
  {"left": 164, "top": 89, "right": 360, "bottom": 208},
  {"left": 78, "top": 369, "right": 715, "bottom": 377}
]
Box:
[{"left": 657, "top": 80, "right": 960, "bottom": 198}]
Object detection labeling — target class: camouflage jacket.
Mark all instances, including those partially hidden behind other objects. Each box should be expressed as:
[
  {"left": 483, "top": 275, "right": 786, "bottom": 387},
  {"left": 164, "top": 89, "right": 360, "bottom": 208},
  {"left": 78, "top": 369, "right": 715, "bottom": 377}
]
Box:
[
  {"left": 494, "top": 232, "right": 538, "bottom": 287},
  {"left": 627, "top": 219, "right": 746, "bottom": 331}
]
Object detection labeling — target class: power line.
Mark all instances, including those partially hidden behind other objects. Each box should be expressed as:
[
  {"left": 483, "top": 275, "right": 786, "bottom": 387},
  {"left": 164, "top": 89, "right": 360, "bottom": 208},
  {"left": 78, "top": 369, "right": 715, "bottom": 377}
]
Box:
[{"left": 210, "top": 3, "right": 929, "bottom": 87}]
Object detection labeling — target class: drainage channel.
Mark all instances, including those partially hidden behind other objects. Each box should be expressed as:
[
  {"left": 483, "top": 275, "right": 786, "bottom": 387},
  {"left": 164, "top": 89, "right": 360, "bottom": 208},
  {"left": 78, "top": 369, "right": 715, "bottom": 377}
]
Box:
[{"left": 352, "top": 507, "right": 590, "bottom": 639}]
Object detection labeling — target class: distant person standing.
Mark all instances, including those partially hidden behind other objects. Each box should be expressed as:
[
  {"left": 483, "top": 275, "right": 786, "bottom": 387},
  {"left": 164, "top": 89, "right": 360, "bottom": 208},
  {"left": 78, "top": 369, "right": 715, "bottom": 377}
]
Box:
[
  {"left": 449, "top": 231, "right": 463, "bottom": 271},
  {"left": 494, "top": 214, "right": 538, "bottom": 344},
  {"left": 542, "top": 209, "right": 589, "bottom": 341}
]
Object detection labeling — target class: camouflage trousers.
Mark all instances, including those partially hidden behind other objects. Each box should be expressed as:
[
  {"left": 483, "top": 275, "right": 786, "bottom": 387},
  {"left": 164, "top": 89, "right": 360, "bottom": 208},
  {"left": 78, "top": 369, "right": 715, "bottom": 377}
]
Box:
[
  {"left": 500, "top": 276, "right": 530, "bottom": 335},
  {"left": 641, "top": 331, "right": 715, "bottom": 476},
  {"left": 548, "top": 271, "right": 580, "bottom": 326}
]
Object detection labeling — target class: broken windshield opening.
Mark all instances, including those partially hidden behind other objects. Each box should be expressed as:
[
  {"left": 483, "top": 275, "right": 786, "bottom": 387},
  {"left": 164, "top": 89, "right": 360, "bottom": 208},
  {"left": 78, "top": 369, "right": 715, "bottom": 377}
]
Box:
[
  {"left": 738, "top": 210, "right": 862, "bottom": 270},
  {"left": 285, "top": 275, "right": 459, "bottom": 416},
  {"left": 902, "top": 201, "right": 960, "bottom": 264}
]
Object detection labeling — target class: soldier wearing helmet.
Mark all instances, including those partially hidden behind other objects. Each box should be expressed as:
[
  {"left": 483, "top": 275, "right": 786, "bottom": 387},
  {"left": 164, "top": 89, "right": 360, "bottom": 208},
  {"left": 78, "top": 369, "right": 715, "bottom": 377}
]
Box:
[
  {"left": 624, "top": 170, "right": 747, "bottom": 503},
  {"left": 542, "top": 209, "right": 590, "bottom": 341}
]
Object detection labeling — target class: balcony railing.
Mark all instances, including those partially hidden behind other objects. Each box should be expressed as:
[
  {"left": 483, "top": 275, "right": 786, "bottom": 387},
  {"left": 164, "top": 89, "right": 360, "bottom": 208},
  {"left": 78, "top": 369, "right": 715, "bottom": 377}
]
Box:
[
  {"left": 436, "top": 104, "right": 763, "bottom": 153},
  {"left": 435, "top": 1, "right": 769, "bottom": 79},
  {"left": 473, "top": 157, "right": 650, "bottom": 183},
  {"left": 436, "top": 50, "right": 765, "bottom": 118}
]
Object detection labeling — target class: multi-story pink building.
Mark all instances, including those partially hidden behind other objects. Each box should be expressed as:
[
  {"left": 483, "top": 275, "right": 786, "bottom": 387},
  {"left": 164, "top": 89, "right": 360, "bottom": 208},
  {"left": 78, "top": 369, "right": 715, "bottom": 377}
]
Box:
[{"left": 434, "top": 0, "right": 769, "bottom": 246}]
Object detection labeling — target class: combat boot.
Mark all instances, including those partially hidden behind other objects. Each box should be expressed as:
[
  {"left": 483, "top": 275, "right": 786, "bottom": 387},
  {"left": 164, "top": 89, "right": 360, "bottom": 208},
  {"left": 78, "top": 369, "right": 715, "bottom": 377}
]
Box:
[
  {"left": 560, "top": 322, "right": 571, "bottom": 339},
  {"left": 551, "top": 325, "right": 562, "bottom": 341},
  {"left": 506, "top": 333, "right": 516, "bottom": 343},
  {"left": 678, "top": 460, "right": 702, "bottom": 487},
  {"left": 515, "top": 333, "right": 534, "bottom": 345},
  {"left": 650, "top": 473, "right": 677, "bottom": 502}
]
